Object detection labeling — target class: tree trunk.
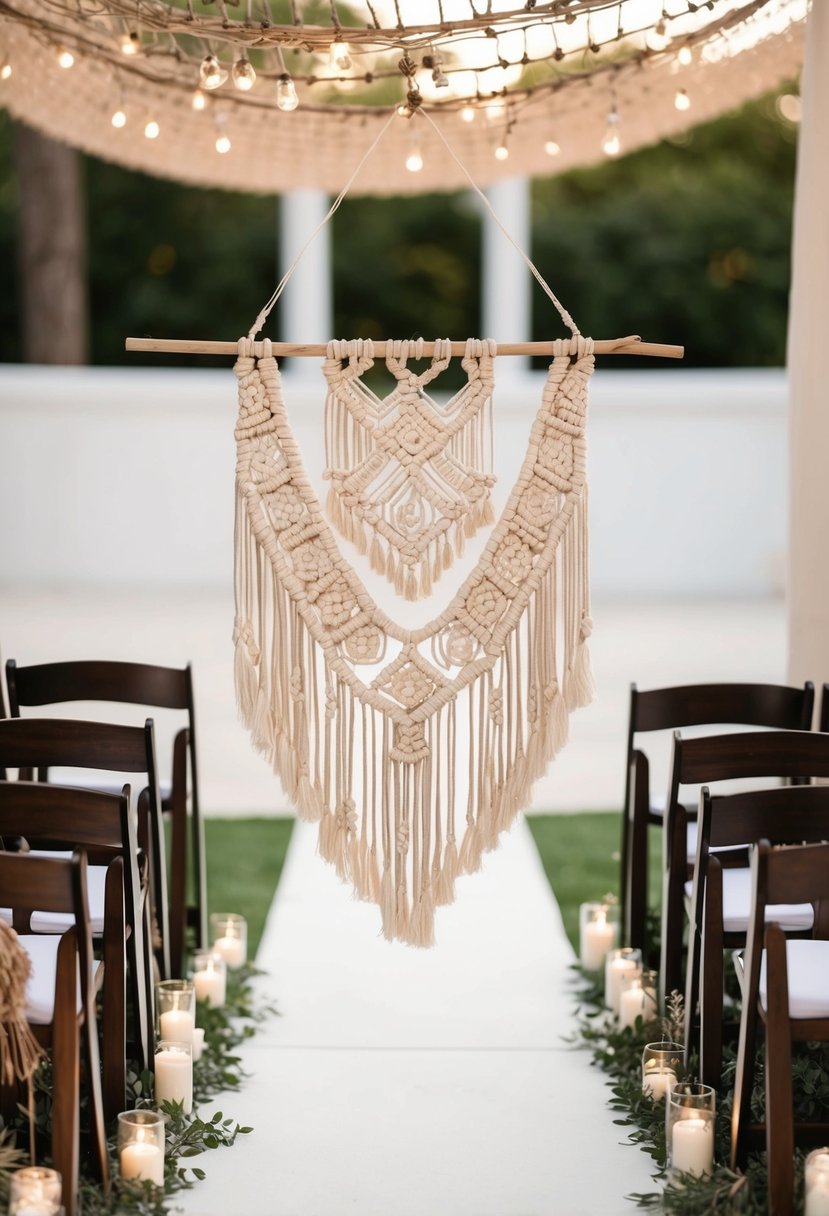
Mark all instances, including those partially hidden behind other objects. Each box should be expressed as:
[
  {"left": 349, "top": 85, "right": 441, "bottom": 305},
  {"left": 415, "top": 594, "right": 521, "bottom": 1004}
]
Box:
[{"left": 11, "top": 121, "right": 88, "bottom": 364}]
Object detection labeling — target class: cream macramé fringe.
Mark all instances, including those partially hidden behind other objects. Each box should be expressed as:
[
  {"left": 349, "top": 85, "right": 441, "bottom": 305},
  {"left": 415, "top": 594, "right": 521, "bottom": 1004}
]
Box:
[
  {"left": 0, "top": 921, "right": 45, "bottom": 1087},
  {"left": 233, "top": 336, "right": 595, "bottom": 946}
]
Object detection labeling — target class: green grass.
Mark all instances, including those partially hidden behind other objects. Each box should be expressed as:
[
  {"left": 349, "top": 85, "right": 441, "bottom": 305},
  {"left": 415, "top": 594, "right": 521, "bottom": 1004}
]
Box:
[
  {"left": 204, "top": 818, "right": 294, "bottom": 958},
  {"left": 526, "top": 812, "right": 661, "bottom": 951}
]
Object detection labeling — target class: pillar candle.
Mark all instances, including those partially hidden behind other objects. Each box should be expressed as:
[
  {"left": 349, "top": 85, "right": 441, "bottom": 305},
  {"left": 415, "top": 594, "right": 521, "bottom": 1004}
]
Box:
[
  {"left": 120, "top": 1141, "right": 164, "bottom": 1187},
  {"left": 154, "top": 1049, "right": 193, "bottom": 1114},
  {"left": 580, "top": 915, "right": 615, "bottom": 971},
  {"left": 642, "top": 1067, "right": 676, "bottom": 1101},
  {"left": 193, "top": 966, "right": 226, "bottom": 1008},
  {"left": 671, "top": 1117, "right": 714, "bottom": 1176},
  {"left": 159, "top": 1008, "right": 194, "bottom": 1045},
  {"left": 213, "top": 934, "right": 245, "bottom": 969},
  {"left": 192, "top": 1027, "right": 205, "bottom": 1063},
  {"left": 605, "top": 957, "right": 640, "bottom": 1015}
]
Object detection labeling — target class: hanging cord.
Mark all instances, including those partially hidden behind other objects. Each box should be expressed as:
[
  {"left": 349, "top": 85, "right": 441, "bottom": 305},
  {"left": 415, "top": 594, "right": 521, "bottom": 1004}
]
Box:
[
  {"left": 248, "top": 107, "right": 399, "bottom": 340},
  {"left": 417, "top": 108, "right": 579, "bottom": 337}
]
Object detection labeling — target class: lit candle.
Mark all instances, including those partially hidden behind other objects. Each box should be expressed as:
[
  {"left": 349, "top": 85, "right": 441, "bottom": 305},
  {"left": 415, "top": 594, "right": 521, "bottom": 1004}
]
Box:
[
  {"left": 154, "top": 1045, "right": 193, "bottom": 1114},
  {"left": 619, "top": 980, "right": 647, "bottom": 1029},
  {"left": 120, "top": 1140, "right": 164, "bottom": 1187},
  {"left": 193, "top": 964, "right": 226, "bottom": 1008},
  {"left": 8, "top": 1168, "right": 62, "bottom": 1216},
  {"left": 580, "top": 912, "right": 615, "bottom": 971},
  {"left": 642, "top": 1066, "right": 676, "bottom": 1100},
  {"left": 213, "top": 934, "right": 245, "bottom": 969},
  {"left": 671, "top": 1117, "right": 714, "bottom": 1176},
  {"left": 605, "top": 954, "right": 641, "bottom": 1015},
  {"left": 806, "top": 1152, "right": 829, "bottom": 1216},
  {"left": 192, "top": 1027, "right": 205, "bottom": 1063},
  {"left": 159, "top": 1008, "right": 194, "bottom": 1045}
]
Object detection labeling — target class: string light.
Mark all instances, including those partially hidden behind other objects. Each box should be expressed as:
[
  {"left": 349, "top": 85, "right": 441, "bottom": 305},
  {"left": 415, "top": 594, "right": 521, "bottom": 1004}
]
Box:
[
  {"left": 601, "top": 108, "right": 621, "bottom": 156},
  {"left": 119, "top": 32, "right": 139, "bottom": 56},
  {"left": 111, "top": 107, "right": 127, "bottom": 127},
  {"left": 677, "top": 45, "right": 693, "bottom": 66},
  {"left": 231, "top": 54, "right": 256, "bottom": 91},
  {"left": 0, "top": 62, "right": 12, "bottom": 80},
  {"left": 276, "top": 73, "right": 299, "bottom": 112},
  {"left": 485, "top": 100, "right": 507, "bottom": 124},
  {"left": 460, "top": 105, "right": 476, "bottom": 123},
  {"left": 191, "top": 89, "right": 207, "bottom": 111},
  {"left": 144, "top": 118, "right": 160, "bottom": 139},
  {"left": 57, "top": 47, "right": 75, "bottom": 69},
  {"left": 647, "top": 19, "right": 670, "bottom": 52},
  {"left": 494, "top": 139, "right": 509, "bottom": 161},
  {"left": 215, "top": 133, "right": 231, "bottom": 153},
  {"left": 544, "top": 139, "right": 560, "bottom": 157},
  {"left": 200, "top": 54, "right": 228, "bottom": 90},
  {"left": 674, "top": 88, "right": 690, "bottom": 111},
  {"left": 405, "top": 123, "right": 423, "bottom": 172},
  {"left": 329, "top": 37, "right": 352, "bottom": 72}
]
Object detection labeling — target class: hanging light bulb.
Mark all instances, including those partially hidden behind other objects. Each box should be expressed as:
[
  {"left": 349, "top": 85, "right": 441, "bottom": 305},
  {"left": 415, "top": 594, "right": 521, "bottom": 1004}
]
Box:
[
  {"left": 144, "top": 118, "right": 160, "bottom": 139},
  {"left": 494, "top": 139, "right": 509, "bottom": 161},
  {"left": 276, "top": 73, "right": 299, "bottom": 112},
  {"left": 200, "top": 54, "right": 228, "bottom": 91},
  {"left": 329, "top": 37, "right": 352, "bottom": 72},
  {"left": 674, "top": 88, "right": 690, "bottom": 112},
  {"left": 677, "top": 45, "right": 693, "bottom": 66},
  {"left": 485, "top": 100, "right": 507, "bottom": 124},
  {"left": 648, "top": 19, "right": 670, "bottom": 52},
  {"left": 601, "top": 108, "right": 621, "bottom": 157},
  {"left": 191, "top": 89, "right": 207, "bottom": 111},
  {"left": 232, "top": 54, "right": 256, "bottom": 92},
  {"left": 57, "top": 47, "right": 75, "bottom": 69},
  {"left": 544, "top": 139, "right": 560, "bottom": 157},
  {"left": 215, "top": 133, "right": 231, "bottom": 153},
  {"left": 119, "top": 32, "right": 139, "bottom": 56},
  {"left": 406, "top": 144, "right": 424, "bottom": 173},
  {"left": 460, "top": 105, "right": 476, "bottom": 123},
  {"left": 0, "top": 62, "right": 12, "bottom": 81},
  {"left": 111, "top": 108, "right": 127, "bottom": 128}
]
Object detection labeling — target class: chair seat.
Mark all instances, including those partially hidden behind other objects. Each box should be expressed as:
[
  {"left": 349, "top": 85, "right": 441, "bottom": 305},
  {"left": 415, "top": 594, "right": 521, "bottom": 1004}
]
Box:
[
  {"left": 1, "top": 852, "right": 109, "bottom": 935},
  {"left": 20, "top": 934, "right": 102, "bottom": 1025},
  {"left": 685, "top": 870, "right": 814, "bottom": 935},
  {"left": 46, "top": 771, "right": 172, "bottom": 803},
  {"left": 760, "top": 939, "right": 829, "bottom": 1019}
]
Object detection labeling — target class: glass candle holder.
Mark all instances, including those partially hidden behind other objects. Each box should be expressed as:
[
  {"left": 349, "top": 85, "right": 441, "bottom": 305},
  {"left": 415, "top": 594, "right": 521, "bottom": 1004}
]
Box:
[
  {"left": 156, "top": 979, "right": 195, "bottom": 1045},
  {"left": 579, "top": 901, "right": 617, "bottom": 971},
  {"left": 642, "top": 1041, "right": 684, "bottom": 1100},
  {"left": 619, "top": 967, "right": 659, "bottom": 1029},
  {"left": 667, "top": 1082, "right": 716, "bottom": 1178},
  {"left": 8, "top": 1167, "right": 62, "bottom": 1216},
  {"left": 154, "top": 1039, "right": 193, "bottom": 1115},
  {"left": 805, "top": 1149, "right": 829, "bottom": 1216},
  {"left": 210, "top": 912, "right": 247, "bottom": 969},
  {"left": 117, "top": 1109, "right": 165, "bottom": 1187},
  {"left": 604, "top": 947, "right": 642, "bottom": 1015},
  {"left": 191, "top": 949, "right": 227, "bottom": 1008}
]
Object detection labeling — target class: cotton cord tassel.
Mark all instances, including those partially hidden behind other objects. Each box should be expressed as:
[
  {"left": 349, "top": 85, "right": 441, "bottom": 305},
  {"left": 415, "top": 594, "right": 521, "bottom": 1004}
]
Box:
[
  {"left": 251, "top": 684, "right": 275, "bottom": 758},
  {"left": 367, "top": 847, "right": 381, "bottom": 903},
  {"left": 545, "top": 682, "right": 570, "bottom": 758},
  {"left": 405, "top": 570, "right": 418, "bottom": 601},
  {"left": 326, "top": 485, "right": 342, "bottom": 532},
  {"left": 458, "top": 819, "right": 484, "bottom": 874},
  {"left": 380, "top": 864, "right": 396, "bottom": 940},
  {"left": 0, "top": 922, "right": 45, "bottom": 1086},
  {"left": 568, "top": 615, "right": 596, "bottom": 710},
  {"left": 435, "top": 838, "right": 458, "bottom": 905},
  {"left": 420, "top": 558, "right": 432, "bottom": 598},
  {"left": 370, "top": 533, "right": 385, "bottom": 573},
  {"left": 233, "top": 620, "right": 259, "bottom": 724}
]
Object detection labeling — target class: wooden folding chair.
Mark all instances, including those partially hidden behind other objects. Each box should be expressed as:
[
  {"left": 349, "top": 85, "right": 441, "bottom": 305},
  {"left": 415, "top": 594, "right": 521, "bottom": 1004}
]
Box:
[
  {"left": 621, "top": 682, "right": 813, "bottom": 957},
  {"left": 685, "top": 783, "right": 829, "bottom": 1088},
  {"left": 659, "top": 727, "right": 826, "bottom": 1007},
  {"left": 7, "top": 658, "right": 206, "bottom": 978},
  {"left": 0, "top": 716, "right": 170, "bottom": 986},
  {"left": 0, "top": 780, "right": 152, "bottom": 1118},
  {"left": 0, "top": 850, "right": 109, "bottom": 1216},
  {"left": 731, "top": 841, "right": 829, "bottom": 1216}
]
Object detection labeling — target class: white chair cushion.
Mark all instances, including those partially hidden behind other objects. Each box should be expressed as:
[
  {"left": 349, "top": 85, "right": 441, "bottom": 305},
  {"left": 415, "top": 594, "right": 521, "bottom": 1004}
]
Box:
[
  {"left": 760, "top": 939, "right": 829, "bottom": 1019},
  {"left": 46, "top": 771, "right": 171, "bottom": 802},
  {"left": 19, "top": 934, "right": 101, "bottom": 1025},
  {"left": 684, "top": 870, "right": 814, "bottom": 935},
  {"left": 0, "top": 851, "right": 109, "bottom": 936}
]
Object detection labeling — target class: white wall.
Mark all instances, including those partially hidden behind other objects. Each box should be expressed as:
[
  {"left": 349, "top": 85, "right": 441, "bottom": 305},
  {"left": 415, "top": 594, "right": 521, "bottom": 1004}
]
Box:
[{"left": 0, "top": 363, "right": 786, "bottom": 598}]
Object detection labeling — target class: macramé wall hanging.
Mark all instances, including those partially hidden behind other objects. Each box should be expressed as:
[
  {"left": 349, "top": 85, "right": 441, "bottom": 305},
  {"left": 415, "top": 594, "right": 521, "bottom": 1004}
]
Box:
[{"left": 128, "top": 109, "right": 683, "bottom": 946}]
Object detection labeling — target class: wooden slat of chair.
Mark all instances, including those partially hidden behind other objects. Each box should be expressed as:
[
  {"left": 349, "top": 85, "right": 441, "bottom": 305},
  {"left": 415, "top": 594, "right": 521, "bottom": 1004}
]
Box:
[
  {"left": 0, "top": 716, "right": 170, "bottom": 982},
  {"left": 621, "top": 681, "right": 813, "bottom": 956},
  {"left": 6, "top": 658, "right": 207, "bottom": 977},
  {"left": 0, "top": 850, "right": 109, "bottom": 1216},
  {"left": 659, "top": 725, "right": 828, "bottom": 1007}
]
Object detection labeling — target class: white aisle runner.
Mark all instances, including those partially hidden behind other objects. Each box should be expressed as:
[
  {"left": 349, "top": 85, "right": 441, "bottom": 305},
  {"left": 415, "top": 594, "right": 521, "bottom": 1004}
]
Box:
[{"left": 180, "top": 819, "right": 655, "bottom": 1216}]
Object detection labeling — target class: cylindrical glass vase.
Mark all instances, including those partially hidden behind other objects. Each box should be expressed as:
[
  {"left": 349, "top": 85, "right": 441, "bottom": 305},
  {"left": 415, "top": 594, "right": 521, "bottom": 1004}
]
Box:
[
  {"left": 191, "top": 949, "right": 227, "bottom": 1008},
  {"left": 154, "top": 1039, "right": 193, "bottom": 1115},
  {"left": 578, "top": 902, "right": 617, "bottom": 971},
  {"left": 604, "top": 947, "right": 642, "bottom": 1016},
  {"left": 8, "top": 1167, "right": 62, "bottom": 1216},
  {"left": 117, "top": 1109, "right": 166, "bottom": 1188},
  {"left": 619, "top": 968, "right": 658, "bottom": 1029},
  {"left": 210, "top": 912, "right": 247, "bottom": 969},
  {"left": 156, "top": 979, "right": 195, "bottom": 1045},
  {"left": 805, "top": 1149, "right": 829, "bottom": 1216},
  {"left": 667, "top": 1082, "right": 716, "bottom": 1178},
  {"left": 641, "top": 1041, "right": 684, "bottom": 1100}
]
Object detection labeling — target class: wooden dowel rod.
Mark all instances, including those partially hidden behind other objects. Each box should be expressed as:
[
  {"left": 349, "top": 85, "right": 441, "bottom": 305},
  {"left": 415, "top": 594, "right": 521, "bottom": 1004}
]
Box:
[{"left": 125, "top": 335, "right": 684, "bottom": 360}]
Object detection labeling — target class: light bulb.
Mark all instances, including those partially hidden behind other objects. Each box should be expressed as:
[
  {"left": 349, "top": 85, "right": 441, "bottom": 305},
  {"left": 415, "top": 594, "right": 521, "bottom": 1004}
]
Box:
[
  {"left": 485, "top": 101, "right": 507, "bottom": 124},
  {"left": 544, "top": 139, "right": 560, "bottom": 156},
  {"left": 191, "top": 89, "right": 207, "bottom": 111},
  {"left": 329, "top": 38, "right": 352, "bottom": 72},
  {"left": 406, "top": 146, "right": 423, "bottom": 173},
  {"left": 276, "top": 74, "right": 299, "bottom": 112},
  {"left": 601, "top": 110, "right": 621, "bottom": 157},
  {"left": 460, "top": 105, "right": 476, "bottom": 123},
  {"left": 57, "top": 47, "right": 75, "bottom": 69},
  {"left": 674, "top": 89, "right": 690, "bottom": 112},
  {"left": 215, "top": 134, "right": 231, "bottom": 153},
  {"left": 144, "top": 119, "right": 160, "bottom": 139},
  {"left": 648, "top": 20, "right": 669, "bottom": 52},
  {"left": 677, "top": 46, "right": 693, "bottom": 66},
  {"left": 232, "top": 55, "right": 256, "bottom": 91},
  {"left": 0, "top": 62, "right": 12, "bottom": 80},
  {"left": 111, "top": 108, "right": 127, "bottom": 128},
  {"left": 200, "top": 54, "right": 228, "bottom": 90},
  {"left": 494, "top": 141, "right": 509, "bottom": 161},
  {"left": 120, "top": 32, "right": 139, "bottom": 56}
]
